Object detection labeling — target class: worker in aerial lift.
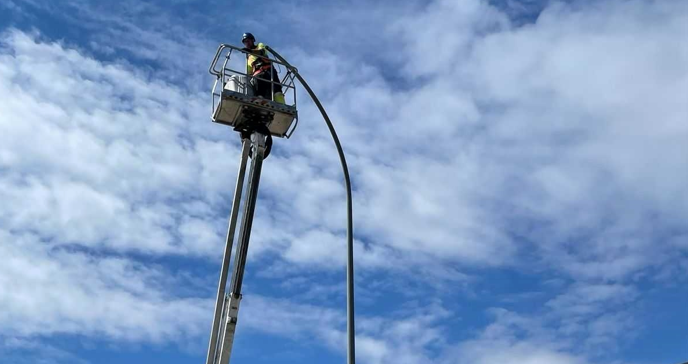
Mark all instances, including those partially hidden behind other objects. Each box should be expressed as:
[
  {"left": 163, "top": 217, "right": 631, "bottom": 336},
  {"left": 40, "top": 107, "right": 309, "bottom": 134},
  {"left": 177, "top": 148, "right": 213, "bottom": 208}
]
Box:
[{"left": 241, "top": 32, "right": 285, "bottom": 104}]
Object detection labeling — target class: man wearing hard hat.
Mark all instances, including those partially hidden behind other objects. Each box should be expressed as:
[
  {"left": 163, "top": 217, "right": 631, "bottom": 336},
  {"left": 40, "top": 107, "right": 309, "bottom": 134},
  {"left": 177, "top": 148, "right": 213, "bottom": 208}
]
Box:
[{"left": 242, "top": 32, "right": 285, "bottom": 104}]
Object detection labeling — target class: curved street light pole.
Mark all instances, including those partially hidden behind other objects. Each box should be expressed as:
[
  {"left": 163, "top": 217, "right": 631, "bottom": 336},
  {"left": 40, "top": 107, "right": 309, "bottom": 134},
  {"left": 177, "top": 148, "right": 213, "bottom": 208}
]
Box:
[{"left": 266, "top": 46, "right": 355, "bottom": 364}]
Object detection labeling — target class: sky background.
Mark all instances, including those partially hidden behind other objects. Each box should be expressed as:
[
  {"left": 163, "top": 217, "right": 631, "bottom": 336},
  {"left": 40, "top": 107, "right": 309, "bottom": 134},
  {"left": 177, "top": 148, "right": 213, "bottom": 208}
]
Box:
[{"left": 1, "top": 0, "right": 687, "bottom": 363}]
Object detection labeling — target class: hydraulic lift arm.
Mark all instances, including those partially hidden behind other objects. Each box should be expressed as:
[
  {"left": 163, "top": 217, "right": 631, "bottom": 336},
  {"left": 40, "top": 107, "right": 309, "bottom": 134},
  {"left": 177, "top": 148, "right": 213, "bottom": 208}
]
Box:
[{"left": 206, "top": 133, "right": 267, "bottom": 364}]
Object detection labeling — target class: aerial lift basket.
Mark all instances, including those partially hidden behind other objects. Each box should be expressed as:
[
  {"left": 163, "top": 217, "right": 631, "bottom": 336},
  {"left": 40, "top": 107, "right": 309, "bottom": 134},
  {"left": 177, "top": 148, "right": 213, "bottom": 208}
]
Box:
[{"left": 209, "top": 44, "right": 298, "bottom": 138}]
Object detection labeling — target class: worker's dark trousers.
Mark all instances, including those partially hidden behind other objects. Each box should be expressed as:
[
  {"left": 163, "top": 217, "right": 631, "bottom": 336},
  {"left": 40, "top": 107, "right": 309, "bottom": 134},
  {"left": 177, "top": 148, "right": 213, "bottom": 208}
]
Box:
[{"left": 251, "top": 67, "right": 282, "bottom": 100}]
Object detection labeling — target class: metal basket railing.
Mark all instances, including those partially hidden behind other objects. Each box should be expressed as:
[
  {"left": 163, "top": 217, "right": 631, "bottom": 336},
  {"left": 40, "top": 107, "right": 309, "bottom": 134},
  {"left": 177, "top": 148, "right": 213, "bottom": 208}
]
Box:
[
  {"left": 209, "top": 43, "right": 298, "bottom": 138},
  {"left": 209, "top": 44, "right": 297, "bottom": 109}
]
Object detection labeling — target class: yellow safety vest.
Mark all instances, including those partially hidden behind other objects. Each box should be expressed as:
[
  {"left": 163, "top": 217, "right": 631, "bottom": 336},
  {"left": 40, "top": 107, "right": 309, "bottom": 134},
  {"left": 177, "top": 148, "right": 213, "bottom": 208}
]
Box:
[{"left": 246, "top": 43, "right": 269, "bottom": 75}]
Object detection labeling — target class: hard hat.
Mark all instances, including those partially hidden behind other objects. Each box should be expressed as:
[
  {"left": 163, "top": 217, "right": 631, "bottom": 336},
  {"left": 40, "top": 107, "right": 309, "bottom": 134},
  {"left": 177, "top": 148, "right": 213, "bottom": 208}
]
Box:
[{"left": 242, "top": 33, "right": 255, "bottom": 42}]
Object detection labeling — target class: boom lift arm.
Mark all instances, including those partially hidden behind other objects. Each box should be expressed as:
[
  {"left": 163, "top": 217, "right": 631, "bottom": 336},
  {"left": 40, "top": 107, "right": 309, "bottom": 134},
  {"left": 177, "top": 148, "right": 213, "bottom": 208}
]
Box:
[{"left": 205, "top": 44, "right": 297, "bottom": 364}]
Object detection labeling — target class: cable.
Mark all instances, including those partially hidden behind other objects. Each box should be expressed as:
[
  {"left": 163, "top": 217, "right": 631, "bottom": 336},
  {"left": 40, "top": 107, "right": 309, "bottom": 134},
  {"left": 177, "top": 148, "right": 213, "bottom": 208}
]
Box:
[{"left": 266, "top": 46, "right": 356, "bottom": 364}]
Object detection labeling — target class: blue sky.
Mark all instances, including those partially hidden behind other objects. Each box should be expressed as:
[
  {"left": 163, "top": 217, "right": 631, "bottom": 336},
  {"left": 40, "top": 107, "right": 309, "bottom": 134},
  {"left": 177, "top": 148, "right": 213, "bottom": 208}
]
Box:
[{"left": 0, "top": 0, "right": 687, "bottom": 363}]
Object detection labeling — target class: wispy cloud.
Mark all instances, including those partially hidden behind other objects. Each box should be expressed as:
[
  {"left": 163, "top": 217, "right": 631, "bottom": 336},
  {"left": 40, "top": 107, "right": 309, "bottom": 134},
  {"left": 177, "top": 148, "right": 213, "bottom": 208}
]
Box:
[
  {"left": 0, "top": 230, "right": 209, "bottom": 342},
  {"left": 0, "top": 337, "right": 89, "bottom": 364}
]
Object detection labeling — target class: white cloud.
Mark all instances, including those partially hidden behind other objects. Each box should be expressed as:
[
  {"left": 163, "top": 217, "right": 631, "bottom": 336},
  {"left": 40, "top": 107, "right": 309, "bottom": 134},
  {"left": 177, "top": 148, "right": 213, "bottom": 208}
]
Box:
[
  {"left": 11, "top": 0, "right": 684, "bottom": 287},
  {"left": 0, "top": 29, "right": 222, "bottom": 354},
  {"left": 445, "top": 340, "right": 588, "bottom": 364},
  {"left": 239, "top": 295, "right": 603, "bottom": 364},
  {"left": 342, "top": 0, "right": 688, "bottom": 280},
  {"left": 544, "top": 283, "right": 639, "bottom": 351},
  {"left": 246, "top": 0, "right": 688, "bottom": 283},
  {"left": 239, "top": 295, "right": 452, "bottom": 364},
  {"left": 11, "top": 0, "right": 217, "bottom": 88},
  {"left": 0, "top": 337, "right": 89, "bottom": 364},
  {"left": 0, "top": 29, "right": 226, "bottom": 256},
  {"left": 247, "top": 1, "right": 687, "bottom": 359},
  {"left": 0, "top": 230, "right": 209, "bottom": 343},
  {"left": 1, "top": 0, "right": 687, "bottom": 362}
]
